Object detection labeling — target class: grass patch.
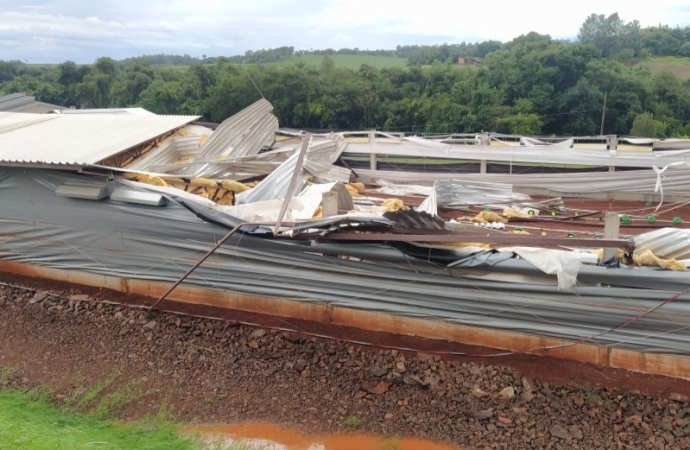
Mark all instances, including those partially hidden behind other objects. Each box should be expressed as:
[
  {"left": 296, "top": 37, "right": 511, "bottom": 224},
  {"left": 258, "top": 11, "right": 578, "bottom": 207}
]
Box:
[
  {"left": 0, "top": 367, "right": 16, "bottom": 385},
  {"left": 638, "top": 56, "right": 690, "bottom": 80},
  {"left": 0, "top": 389, "right": 261, "bottom": 449},
  {"left": 60, "top": 368, "right": 157, "bottom": 419},
  {"left": 162, "top": 55, "right": 408, "bottom": 72},
  {"left": 0, "top": 389, "right": 200, "bottom": 450},
  {"left": 345, "top": 415, "right": 363, "bottom": 428},
  {"left": 253, "top": 55, "right": 408, "bottom": 70},
  {"left": 0, "top": 369, "right": 261, "bottom": 449}
]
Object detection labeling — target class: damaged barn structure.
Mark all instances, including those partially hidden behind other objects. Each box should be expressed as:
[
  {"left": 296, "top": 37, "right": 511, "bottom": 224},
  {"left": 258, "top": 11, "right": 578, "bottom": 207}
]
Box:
[{"left": 2, "top": 99, "right": 690, "bottom": 379}]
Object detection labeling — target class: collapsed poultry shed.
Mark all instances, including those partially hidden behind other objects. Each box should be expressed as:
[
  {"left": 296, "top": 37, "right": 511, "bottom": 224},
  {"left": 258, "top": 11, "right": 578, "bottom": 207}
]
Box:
[{"left": 1, "top": 100, "right": 690, "bottom": 380}]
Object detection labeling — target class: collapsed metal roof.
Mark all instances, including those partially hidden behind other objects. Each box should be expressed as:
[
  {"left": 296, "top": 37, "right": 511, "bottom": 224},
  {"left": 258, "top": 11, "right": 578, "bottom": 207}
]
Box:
[{"left": 0, "top": 111, "right": 200, "bottom": 167}]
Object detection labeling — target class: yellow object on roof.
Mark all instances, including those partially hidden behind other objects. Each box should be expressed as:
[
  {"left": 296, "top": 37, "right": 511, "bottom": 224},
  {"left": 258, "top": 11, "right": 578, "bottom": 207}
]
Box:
[
  {"left": 382, "top": 198, "right": 408, "bottom": 212},
  {"left": 472, "top": 211, "right": 508, "bottom": 224},
  {"left": 221, "top": 180, "right": 251, "bottom": 193}
]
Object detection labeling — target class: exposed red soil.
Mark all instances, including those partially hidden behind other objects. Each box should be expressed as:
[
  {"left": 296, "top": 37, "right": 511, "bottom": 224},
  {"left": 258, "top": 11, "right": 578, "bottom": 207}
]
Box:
[
  {"left": 1, "top": 271, "right": 688, "bottom": 398},
  {"left": 3, "top": 272, "right": 690, "bottom": 449}
]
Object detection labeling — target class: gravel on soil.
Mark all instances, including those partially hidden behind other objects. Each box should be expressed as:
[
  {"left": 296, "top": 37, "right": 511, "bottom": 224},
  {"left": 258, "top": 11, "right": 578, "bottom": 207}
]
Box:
[{"left": 1, "top": 282, "right": 690, "bottom": 450}]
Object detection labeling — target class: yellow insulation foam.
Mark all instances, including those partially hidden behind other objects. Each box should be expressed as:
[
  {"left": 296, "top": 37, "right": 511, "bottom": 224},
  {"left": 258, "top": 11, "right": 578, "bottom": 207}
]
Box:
[
  {"left": 221, "top": 180, "right": 251, "bottom": 193},
  {"left": 472, "top": 211, "right": 508, "bottom": 224},
  {"left": 382, "top": 198, "right": 408, "bottom": 212}
]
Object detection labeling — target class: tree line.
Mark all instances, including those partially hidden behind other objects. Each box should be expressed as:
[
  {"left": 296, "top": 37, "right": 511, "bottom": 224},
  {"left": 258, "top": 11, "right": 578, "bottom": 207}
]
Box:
[
  {"left": 114, "top": 14, "right": 690, "bottom": 67},
  {"left": 1, "top": 14, "right": 689, "bottom": 138}
]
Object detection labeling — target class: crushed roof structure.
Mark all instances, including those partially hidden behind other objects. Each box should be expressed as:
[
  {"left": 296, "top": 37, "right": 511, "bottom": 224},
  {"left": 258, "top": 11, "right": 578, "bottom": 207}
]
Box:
[{"left": 2, "top": 98, "right": 690, "bottom": 379}]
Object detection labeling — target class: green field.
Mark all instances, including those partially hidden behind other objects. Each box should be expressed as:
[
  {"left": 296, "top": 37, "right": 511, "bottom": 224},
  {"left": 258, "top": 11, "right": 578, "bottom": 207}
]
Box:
[
  {"left": 638, "top": 56, "right": 690, "bottom": 80},
  {"left": 254, "top": 54, "right": 407, "bottom": 69},
  {"left": 160, "top": 55, "right": 408, "bottom": 71}
]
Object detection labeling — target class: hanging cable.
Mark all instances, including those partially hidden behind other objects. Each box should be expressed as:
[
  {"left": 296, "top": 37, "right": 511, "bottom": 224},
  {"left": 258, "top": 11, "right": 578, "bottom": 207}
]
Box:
[{"left": 240, "top": 63, "right": 266, "bottom": 100}]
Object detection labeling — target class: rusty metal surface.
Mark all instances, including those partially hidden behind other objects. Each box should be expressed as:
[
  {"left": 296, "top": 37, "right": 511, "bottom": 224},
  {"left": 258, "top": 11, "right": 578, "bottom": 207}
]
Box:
[
  {"left": 2, "top": 260, "right": 690, "bottom": 380},
  {"left": 312, "top": 230, "right": 635, "bottom": 250}
]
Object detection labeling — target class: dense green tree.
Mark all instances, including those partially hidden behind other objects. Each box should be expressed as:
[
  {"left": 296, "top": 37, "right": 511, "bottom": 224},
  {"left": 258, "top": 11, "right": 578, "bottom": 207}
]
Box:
[
  {"left": 1, "top": 13, "right": 690, "bottom": 136},
  {"left": 112, "top": 62, "right": 156, "bottom": 106},
  {"left": 631, "top": 113, "right": 668, "bottom": 138},
  {"left": 579, "top": 13, "right": 627, "bottom": 57}
]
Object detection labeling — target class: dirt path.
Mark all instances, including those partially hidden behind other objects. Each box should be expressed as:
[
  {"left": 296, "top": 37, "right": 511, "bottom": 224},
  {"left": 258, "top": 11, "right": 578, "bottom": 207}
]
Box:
[{"left": 1, "top": 276, "right": 690, "bottom": 449}]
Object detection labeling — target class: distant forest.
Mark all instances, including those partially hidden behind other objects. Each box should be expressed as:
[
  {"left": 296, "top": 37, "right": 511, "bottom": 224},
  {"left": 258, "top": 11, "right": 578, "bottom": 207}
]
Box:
[{"left": 1, "top": 13, "right": 690, "bottom": 137}]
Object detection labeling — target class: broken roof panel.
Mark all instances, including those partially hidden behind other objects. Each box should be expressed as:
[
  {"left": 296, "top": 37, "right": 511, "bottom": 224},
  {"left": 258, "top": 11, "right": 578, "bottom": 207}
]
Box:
[
  {"left": 126, "top": 136, "right": 203, "bottom": 172},
  {"left": 635, "top": 228, "right": 690, "bottom": 260},
  {"left": 187, "top": 99, "right": 278, "bottom": 175},
  {"left": 0, "top": 111, "right": 200, "bottom": 167},
  {"left": 235, "top": 133, "right": 349, "bottom": 205}
]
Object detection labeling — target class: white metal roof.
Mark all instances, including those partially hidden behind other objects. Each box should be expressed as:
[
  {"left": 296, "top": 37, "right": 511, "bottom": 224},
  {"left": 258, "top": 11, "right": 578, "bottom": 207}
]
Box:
[
  {"left": 55, "top": 107, "right": 157, "bottom": 116},
  {"left": 0, "top": 111, "right": 200, "bottom": 167},
  {"left": 0, "top": 92, "right": 65, "bottom": 113}
]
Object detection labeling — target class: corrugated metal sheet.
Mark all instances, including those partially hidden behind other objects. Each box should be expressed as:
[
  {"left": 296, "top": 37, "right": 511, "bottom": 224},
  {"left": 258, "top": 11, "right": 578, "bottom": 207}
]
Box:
[
  {"left": 383, "top": 209, "right": 447, "bottom": 230},
  {"left": 354, "top": 167, "right": 690, "bottom": 195},
  {"left": 635, "top": 228, "right": 690, "bottom": 260},
  {"left": 0, "top": 93, "right": 64, "bottom": 113},
  {"left": 134, "top": 99, "right": 278, "bottom": 178},
  {"left": 653, "top": 140, "right": 690, "bottom": 151},
  {"left": 235, "top": 133, "right": 349, "bottom": 204},
  {"left": 435, "top": 179, "right": 517, "bottom": 207},
  {"left": 0, "top": 112, "right": 57, "bottom": 134},
  {"left": 0, "top": 112, "right": 200, "bottom": 166},
  {"left": 127, "top": 136, "right": 202, "bottom": 171},
  {"left": 59, "top": 108, "right": 156, "bottom": 116},
  {"left": 188, "top": 99, "right": 278, "bottom": 176}
]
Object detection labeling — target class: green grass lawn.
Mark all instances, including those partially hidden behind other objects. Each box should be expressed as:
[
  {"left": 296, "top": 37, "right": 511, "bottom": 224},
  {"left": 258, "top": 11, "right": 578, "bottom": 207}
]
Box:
[
  {"left": 0, "top": 390, "right": 202, "bottom": 450},
  {"left": 638, "top": 56, "right": 690, "bottom": 80}
]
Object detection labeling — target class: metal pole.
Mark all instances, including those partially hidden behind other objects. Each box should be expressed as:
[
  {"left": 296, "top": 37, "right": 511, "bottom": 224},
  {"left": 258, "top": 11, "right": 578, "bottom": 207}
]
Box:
[
  {"left": 603, "top": 212, "right": 621, "bottom": 262},
  {"left": 273, "top": 133, "right": 311, "bottom": 235},
  {"left": 147, "top": 222, "right": 245, "bottom": 313},
  {"left": 321, "top": 191, "right": 338, "bottom": 218},
  {"left": 600, "top": 91, "right": 607, "bottom": 136}
]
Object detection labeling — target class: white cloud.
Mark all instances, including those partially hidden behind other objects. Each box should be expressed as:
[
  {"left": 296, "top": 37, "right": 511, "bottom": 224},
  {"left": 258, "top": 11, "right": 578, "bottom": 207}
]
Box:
[{"left": 0, "top": 0, "right": 688, "bottom": 62}]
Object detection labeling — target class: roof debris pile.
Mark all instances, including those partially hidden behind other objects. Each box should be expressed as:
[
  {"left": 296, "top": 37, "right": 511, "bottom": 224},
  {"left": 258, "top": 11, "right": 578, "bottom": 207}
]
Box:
[
  {"left": 1, "top": 97, "right": 686, "bottom": 276},
  {"left": 0, "top": 99, "right": 687, "bottom": 264},
  {"left": 3, "top": 98, "right": 690, "bottom": 373}
]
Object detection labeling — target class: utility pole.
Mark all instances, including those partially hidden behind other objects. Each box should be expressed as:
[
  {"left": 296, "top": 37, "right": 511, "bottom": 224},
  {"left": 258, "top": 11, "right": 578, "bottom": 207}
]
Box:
[{"left": 600, "top": 91, "right": 608, "bottom": 136}]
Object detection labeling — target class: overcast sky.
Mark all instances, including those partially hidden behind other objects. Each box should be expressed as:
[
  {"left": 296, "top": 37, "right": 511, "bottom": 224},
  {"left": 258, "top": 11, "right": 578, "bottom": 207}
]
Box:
[{"left": 1, "top": 0, "right": 690, "bottom": 63}]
